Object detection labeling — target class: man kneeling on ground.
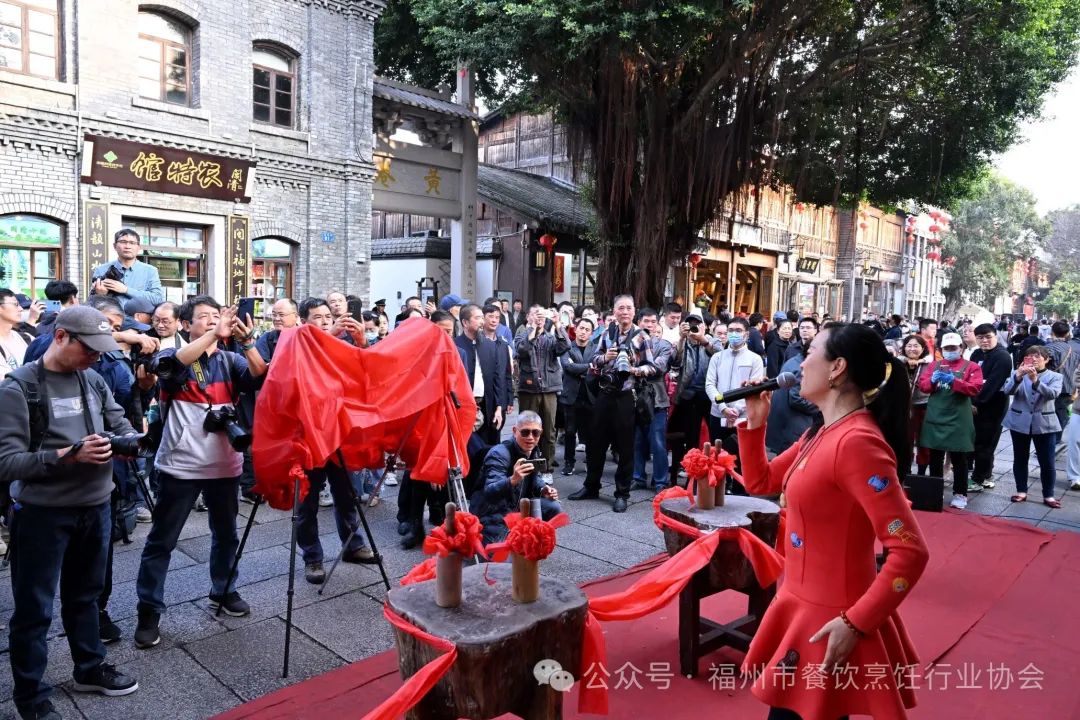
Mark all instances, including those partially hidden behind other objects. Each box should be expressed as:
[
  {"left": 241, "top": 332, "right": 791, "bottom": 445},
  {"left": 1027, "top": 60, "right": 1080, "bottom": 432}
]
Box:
[{"left": 472, "top": 411, "right": 561, "bottom": 544}]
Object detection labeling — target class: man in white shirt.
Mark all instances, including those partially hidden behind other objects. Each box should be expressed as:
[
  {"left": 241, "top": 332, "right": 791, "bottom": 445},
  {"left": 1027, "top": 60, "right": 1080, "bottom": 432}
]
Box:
[
  {"left": 661, "top": 302, "right": 683, "bottom": 345},
  {"left": 0, "top": 288, "right": 33, "bottom": 380},
  {"left": 705, "top": 316, "right": 765, "bottom": 440}
]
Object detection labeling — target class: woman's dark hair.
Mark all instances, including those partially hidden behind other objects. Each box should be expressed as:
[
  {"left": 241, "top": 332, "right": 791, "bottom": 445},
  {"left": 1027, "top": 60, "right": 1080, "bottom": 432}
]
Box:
[
  {"left": 901, "top": 333, "right": 929, "bottom": 359},
  {"left": 817, "top": 323, "right": 912, "bottom": 475},
  {"left": 1023, "top": 345, "right": 1051, "bottom": 361}
]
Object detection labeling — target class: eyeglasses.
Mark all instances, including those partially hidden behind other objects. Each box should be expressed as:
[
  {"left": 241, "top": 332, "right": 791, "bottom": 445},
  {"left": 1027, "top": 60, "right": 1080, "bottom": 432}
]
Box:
[
  {"left": 517, "top": 428, "right": 542, "bottom": 438},
  {"left": 115, "top": 239, "right": 140, "bottom": 246}
]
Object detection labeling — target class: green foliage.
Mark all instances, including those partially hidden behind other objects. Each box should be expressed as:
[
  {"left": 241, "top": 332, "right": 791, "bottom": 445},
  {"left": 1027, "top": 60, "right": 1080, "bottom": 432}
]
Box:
[
  {"left": 1044, "top": 205, "right": 1080, "bottom": 276},
  {"left": 1038, "top": 271, "right": 1080, "bottom": 320},
  {"left": 940, "top": 175, "right": 1048, "bottom": 309},
  {"left": 377, "top": 0, "right": 1080, "bottom": 305}
]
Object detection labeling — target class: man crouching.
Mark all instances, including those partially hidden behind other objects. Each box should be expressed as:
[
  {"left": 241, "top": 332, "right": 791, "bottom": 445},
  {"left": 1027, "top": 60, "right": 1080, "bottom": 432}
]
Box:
[{"left": 472, "top": 411, "right": 561, "bottom": 544}]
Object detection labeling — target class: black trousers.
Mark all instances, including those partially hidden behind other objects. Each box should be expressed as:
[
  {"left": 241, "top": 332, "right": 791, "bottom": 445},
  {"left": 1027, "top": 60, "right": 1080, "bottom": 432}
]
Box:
[
  {"left": 563, "top": 401, "right": 593, "bottom": 468},
  {"left": 584, "top": 390, "right": 635, "bottom": 498},
  {"left": 668, "top": 393, "right": 712, "bottom": 486},
  {"left": 930, "top": 449, "right": 970, "bottom": 495},
  {"left": 972, "top": 399, "right": 1007, "bottom": 482},
  {"left": 395, "top": 471, "right": 448, "bottom": 527}
]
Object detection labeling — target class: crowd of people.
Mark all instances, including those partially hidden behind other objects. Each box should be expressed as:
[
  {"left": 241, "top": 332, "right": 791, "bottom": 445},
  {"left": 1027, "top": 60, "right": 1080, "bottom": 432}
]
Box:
[{"left": 0, "top": 228, "right": 1076, "bottom": 720}]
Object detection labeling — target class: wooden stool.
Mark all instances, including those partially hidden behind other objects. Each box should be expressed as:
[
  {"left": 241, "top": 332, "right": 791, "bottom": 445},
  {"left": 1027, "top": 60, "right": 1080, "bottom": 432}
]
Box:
[
  {"left": 387, "top": 562, "right": 588, "bottom": 720},
  {"left": 658, "top": 494, "right": 781, "bottom": 677}
]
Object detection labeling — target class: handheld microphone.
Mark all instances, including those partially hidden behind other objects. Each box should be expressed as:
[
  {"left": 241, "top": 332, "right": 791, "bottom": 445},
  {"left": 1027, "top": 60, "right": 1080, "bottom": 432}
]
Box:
[{"left": 714, "top": 372, "right": 797, "bottom": 403}]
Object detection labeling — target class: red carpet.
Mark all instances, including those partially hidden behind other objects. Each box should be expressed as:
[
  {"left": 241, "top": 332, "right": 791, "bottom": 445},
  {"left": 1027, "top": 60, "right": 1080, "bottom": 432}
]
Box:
[{"left": 215, "top": 511, "right": 1077, "bottom": 720}]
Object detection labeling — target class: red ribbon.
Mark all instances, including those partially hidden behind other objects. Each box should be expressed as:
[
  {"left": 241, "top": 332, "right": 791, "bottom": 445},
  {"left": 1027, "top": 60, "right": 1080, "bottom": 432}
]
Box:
[
  {"left": 422, "top": 511, "right": 487, "bottom": 559},
  {"left": 680, "top": 447, "right": 743, "bottom": 501},
  {"left": 400, "top": 557, "right": 437, "bottom": 586},
  {"left": 360, "top": 604, "right": 458, "bottom": 720},
  {"left": 486, "top": 512, "right": 570, "bottom": 564}
]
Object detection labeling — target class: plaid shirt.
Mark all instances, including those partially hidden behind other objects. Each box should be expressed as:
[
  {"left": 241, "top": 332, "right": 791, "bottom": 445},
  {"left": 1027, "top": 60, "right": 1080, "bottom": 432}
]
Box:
[{"left": 590, "top": 324, "right": 657, "bottom": 392}]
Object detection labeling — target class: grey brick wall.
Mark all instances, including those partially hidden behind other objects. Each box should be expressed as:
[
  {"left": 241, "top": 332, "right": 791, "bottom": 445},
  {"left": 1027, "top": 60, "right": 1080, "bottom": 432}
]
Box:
[{"left": 0, "top": 0, "right": 383, "bottom": 302}]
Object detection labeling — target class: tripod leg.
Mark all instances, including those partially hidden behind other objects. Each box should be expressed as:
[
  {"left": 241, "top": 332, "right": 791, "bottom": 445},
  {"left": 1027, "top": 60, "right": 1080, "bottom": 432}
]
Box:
[
  {"left": 216, "top": 496, "right": 261, "bottom": 617},
  {"left": 319, "top": 486, "right": 391, "bottom": 593},
  {"left": 283, "top": 477, "right": 301, "bottom": 679},
  {"left": 131, "top": 460, "right": 155, "bottom": 514}
]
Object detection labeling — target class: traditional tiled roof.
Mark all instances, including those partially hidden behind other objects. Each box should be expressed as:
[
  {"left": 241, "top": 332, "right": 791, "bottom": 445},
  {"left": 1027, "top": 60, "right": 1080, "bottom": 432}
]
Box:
[
  {"left": 372, "top": 80, "right": 478, "bottom": 120},
  {"left": 477, "top": 164, "right": 595, "bottom": 235},
  {"left": 372, "top": 234, "right": 503, "bottom": 259}
]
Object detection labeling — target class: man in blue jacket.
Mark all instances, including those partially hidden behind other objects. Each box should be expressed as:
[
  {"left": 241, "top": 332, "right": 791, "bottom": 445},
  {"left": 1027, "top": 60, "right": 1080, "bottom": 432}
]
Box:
[{"left": 471, "top": 412, "right": 561, "bottom": 544}]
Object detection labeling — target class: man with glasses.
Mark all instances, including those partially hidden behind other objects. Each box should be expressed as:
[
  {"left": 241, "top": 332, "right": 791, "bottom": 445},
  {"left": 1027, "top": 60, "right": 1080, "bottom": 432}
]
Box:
[
  {"left": 0, "top": 306, "right": 141, "bottom": 719},
  {"left": 92, "top": 230, "right": 164, "bottom": 305},
  {"left": 255, "top": 298, "right": 300, "bottom": 362},
  {"left": 0, "top": 288, "right": 35, "bottom": 381},
  {"left": 472, "top": 411, "right": 561, "bottom": 544},
  {"left": 148, "top": 302, "right": 185, "bottom": 349}
]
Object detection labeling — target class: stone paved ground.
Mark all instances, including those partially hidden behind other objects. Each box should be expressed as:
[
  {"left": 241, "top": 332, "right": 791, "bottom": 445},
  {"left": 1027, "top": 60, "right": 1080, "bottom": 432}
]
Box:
[{"left": 0, "top": 429, "right": 1077, "bottom": 719}]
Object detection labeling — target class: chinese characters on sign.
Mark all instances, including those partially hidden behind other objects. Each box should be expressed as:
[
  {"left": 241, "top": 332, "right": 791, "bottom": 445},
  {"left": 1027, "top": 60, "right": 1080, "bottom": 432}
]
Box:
[
  {"left": 553, "top": 254, "right": 565, "bottom": 294},
  {"left": 83, "top": 201, "right": 109, "bottom": 292},
  {"left": 226, "top": 216, "right": 250, "bottom": 306},
  {"left": 81, "top": 135, "right": 255, "bottom": 202}
]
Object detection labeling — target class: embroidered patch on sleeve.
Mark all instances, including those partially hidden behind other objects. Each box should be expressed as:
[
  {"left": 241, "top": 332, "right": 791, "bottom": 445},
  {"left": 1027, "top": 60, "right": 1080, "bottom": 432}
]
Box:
[
  {"left": 892, "top": 577, "right": 910, "bottom": 593},
  {"left": 886, "top": 518, "right": 919, "bottom": 543},
  {"left": 867, "top": 475, "right": 889, "bottom": 492}
]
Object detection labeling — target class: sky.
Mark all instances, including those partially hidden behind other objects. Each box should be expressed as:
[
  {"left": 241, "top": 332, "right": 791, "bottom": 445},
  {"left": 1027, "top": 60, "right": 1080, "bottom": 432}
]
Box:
[{"left": 994, "top": 67, "right": 1080, "bottom": 213}]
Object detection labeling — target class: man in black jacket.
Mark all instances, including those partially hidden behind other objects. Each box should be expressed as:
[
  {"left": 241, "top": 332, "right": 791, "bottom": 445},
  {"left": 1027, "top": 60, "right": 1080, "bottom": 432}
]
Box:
[
  {"left": 970, "top": 323, "right": 1013, "bottom": 489},
  {"left": 559, "top": 317, "right": 598, "bottom": 475},
  {"left": 514, "top": 305, "right": 571, "bottom": 477},
  {"left": 1046, "top": 320, "right": 1079, "bottom": 445},
  {"left": 455, "top": 304, "right": 510, "bottom": 445}
]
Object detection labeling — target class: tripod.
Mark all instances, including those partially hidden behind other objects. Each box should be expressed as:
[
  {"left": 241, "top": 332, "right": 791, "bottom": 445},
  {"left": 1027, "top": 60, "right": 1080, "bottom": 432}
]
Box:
[{"left": 318, "top": 450, "right": 392, "bottom": 595}]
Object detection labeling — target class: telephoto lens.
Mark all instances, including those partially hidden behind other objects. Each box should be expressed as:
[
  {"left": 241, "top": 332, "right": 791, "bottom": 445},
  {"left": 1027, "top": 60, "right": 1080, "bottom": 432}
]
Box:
[
  {"left": 103, "top": 432, "right": 148, "bottom": 457},
  {"left": 614, "top": 349, "right": 632, "bottom": 375}
]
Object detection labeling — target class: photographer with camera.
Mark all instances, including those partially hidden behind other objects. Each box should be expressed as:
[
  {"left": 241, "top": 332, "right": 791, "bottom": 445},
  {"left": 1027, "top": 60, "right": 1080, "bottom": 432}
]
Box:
[
  {"left": 472, "top": 412, "right": 561, "bottom": 544},
  {"left": 0, "top": 306, "right": 141, "bottom": 719},
  {"left": 569, "top": 294, "right": 657, "bottom": 513},
  {"left": 133, "top": 296, "right": 265, "bottom": 648},
  {"left": 514, "top": 305, "right": 571, "bottom": 480},
  {"left": 92, "top": 229, "right": 163, "bottom": 305},
  {"left": 668, "top": 311, "right": 724, "bottom": 486}
]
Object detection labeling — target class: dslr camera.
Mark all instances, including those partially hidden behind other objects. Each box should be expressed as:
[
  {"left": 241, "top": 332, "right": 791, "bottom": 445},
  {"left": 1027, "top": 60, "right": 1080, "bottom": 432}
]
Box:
[
  {"left": 203, "top": 406, "right": 252, "bottom": 451},
  {"left": 101, "top": 432, "right": 151, "bottom": 457}
]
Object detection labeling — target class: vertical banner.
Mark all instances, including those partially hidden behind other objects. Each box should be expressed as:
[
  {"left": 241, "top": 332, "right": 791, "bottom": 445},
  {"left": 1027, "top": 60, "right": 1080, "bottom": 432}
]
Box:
[
  {"left": 83, "top": 201, "right": 109, "bottom": 292},
  {"left": 553, "top": 253, "right": 565, "bottom": 293},
  {"left": 226, "top": 215, "right": 250, "bottom": 305}
]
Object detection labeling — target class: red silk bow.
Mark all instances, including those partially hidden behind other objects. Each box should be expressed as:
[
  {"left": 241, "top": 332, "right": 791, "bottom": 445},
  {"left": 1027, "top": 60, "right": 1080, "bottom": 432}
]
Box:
[
  {"left": 400, "top": 557, "right": 437, "bottom": 586},
  {"left": 422, "top": 511, "right": 486, "bottom": 559},
  {"left": 486, "top": 512, "right": 570, "bottom": 563},
  {"left": 681, "top": 446, "right": 742, "bottom": 497}
]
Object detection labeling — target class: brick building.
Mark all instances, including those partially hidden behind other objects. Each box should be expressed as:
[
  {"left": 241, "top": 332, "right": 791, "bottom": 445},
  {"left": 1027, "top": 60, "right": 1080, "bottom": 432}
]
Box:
[{"left": 0, "top": 0, "right": 383, "bottom": 314}]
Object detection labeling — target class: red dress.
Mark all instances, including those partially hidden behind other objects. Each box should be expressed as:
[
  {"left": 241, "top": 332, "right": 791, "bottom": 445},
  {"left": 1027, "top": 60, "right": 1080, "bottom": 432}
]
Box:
[{"left": 737, "top": 410, "right": 930, "bottom": 719}]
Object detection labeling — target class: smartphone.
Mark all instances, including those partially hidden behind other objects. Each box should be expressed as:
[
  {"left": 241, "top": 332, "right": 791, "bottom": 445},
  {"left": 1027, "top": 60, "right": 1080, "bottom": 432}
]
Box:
[
  {"left": 347, "top": 299, "right": 365, "bottom": 319},
  {"left": 529, "top": 457, "right": 549, "bottom": 475},
  {"left": 44, "top": 300, "right": 62, "bottom": 313},
  {"left": 236, "top": 297, "right": 257, "bottom": 324}
]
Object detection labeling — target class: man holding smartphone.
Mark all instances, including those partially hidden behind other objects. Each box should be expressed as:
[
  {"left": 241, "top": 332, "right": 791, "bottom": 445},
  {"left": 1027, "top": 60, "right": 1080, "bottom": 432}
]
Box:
[{"left": 472, "top": 412, "right": 561, "bottom": 544}]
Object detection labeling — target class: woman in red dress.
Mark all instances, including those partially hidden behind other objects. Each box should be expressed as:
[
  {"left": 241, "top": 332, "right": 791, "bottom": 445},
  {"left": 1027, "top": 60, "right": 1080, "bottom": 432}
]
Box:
[{"left": 737, "top": 323, "right": 930, "bottom": 720}]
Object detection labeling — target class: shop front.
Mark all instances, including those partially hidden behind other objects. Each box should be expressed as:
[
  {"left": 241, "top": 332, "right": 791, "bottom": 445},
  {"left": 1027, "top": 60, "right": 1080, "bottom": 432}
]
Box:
[
  {"left": 689, "top": 244, "right": 777, "bottom": 318},
  {"left": 0, "top": 214, "right": 64, "bottom": 299}
]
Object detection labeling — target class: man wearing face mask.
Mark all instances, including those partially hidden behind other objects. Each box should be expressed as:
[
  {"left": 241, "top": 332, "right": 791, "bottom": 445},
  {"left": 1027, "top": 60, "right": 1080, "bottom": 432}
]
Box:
[{"left": 917, "top": 332, "right": 984, "bottom": 509}]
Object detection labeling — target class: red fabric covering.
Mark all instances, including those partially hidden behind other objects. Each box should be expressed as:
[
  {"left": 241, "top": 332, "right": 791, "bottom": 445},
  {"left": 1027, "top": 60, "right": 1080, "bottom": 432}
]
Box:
[
  {"left": 213, "top": 512, "right": 1066, "bottom": 720},
  {"left": 359, "top": 604, "right": 458, "bottom": 720},
  {"left": 252, "top": 320, "right": 476, "bottom": 508}
]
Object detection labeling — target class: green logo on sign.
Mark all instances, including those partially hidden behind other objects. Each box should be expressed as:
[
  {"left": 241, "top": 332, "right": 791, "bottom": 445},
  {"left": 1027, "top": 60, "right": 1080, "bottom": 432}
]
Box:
[{"left": 103, "top": 151, "right": 118, "bottom": 162}]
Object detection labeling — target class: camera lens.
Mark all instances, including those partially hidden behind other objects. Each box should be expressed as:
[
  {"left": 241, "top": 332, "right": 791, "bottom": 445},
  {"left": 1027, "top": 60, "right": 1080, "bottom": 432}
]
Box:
[
  {"left": 224, "top": 421, "right": 252, "bottom": 451},
  {"left": 106, "top": 433, "right": 147, "bottom": 457}
]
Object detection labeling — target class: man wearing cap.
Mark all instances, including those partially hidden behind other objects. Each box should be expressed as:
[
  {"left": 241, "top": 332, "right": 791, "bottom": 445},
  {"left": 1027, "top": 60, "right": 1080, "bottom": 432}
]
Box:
[
  {"left": 92, "top": 229, "right": 163, "bottom": 305},
  {"left": 125, "top": 297, "right": 155, "bottom": 327},
  {"left": 918, "top": 331, "right": 985, "bottom": 509},
  {"left": 0, "top": 306, "right": 141, "bottom": 718},
  {"left": 440, "top": 294, "right": 468, "bottom": 335},
  {"left": 970, "top": 323, "right": 1013, "bottom": 489},
  {"left": 668, "top": 311, "right": 723, "bottom": 485}
]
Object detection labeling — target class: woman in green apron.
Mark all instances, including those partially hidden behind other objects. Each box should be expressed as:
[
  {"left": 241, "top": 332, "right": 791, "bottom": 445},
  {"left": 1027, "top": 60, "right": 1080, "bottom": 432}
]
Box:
[{"left": 916, "top": 332, "right": 985, "bottom": 509}]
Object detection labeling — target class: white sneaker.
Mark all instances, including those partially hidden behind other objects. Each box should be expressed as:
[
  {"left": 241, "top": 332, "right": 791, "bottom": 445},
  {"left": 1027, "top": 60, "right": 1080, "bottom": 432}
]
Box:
[
  {"left": 135, "top": 506, "right": 153, "bottom": 524},
  {"left": 576, "top": 444, "right": 586, "bottom": 453},
  {"left": 0, "top": 537, "right": 7, "bottom": 555},
  {"left": 383, "top": 471, "right": 398, "bottom": 486},
  {"left": 981, "top": 479, "right": 995, "bottom": 489},
  {"left": 1069, "top": 482, "right": 1080, "bottom": 491},
  {"left": 318, "top": 486, "right": 333, "bottom": 507},
  {"left": 950, "top": 495, "right": 968, "bottom": 510}
]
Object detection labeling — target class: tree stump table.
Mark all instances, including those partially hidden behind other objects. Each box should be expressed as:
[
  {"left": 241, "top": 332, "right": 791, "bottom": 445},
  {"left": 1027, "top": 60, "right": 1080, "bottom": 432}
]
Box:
[
  {"left": 386, "top": 562, "right": 588, "bottom": 720},
  {"left": 658, "top": 494, "right": 781, "bottom": 677}
]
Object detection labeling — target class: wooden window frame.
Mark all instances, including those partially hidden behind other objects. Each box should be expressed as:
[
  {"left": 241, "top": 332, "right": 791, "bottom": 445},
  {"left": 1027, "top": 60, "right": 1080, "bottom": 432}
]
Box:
[
  {"left": 0, "top": 0, "right": 59, "bottom": 80},
  {"left": 137, "top": 23, "right": 190, "bottom": 106},
  {"left": 252, "top": 46, "right": 295, "bottom": 128}
]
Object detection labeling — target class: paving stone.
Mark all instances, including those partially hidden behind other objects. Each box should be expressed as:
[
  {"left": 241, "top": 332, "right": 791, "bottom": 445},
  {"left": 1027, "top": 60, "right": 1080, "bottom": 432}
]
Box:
[
  {"left": 184, "top": 618, "right": 344, "bottom": 701},
  {"left": 556, "top": 523, "right": 658, "bottom": 569},
  {"left": 0, "top": 689, "right": 84, "bottom": 720},
  {"left": 177, "top": 516, "right": 292, "bottom": 564},
  {"left": 287, "top": 589, "right": 394, "bottom": 662}
]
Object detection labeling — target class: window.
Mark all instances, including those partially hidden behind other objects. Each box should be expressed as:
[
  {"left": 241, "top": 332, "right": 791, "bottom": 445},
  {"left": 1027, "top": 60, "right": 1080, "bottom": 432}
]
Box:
[
  {"left": 0, "top": 214, "right": 63, "bottom": 298},
  {"left": 0, "top": 0, "right": 59, "bottom": 79},
  {"left": 252, "top": 45, "right": 295, "bottom": 127},
  {"left": 251, "top": 238, "right": 295, "bottom": 318},
  {"left": 123, "top": 219, "right": 205, "bottom": 301},
  {"left": 138, "top": 11, "right": 189, "bottom": 105}
]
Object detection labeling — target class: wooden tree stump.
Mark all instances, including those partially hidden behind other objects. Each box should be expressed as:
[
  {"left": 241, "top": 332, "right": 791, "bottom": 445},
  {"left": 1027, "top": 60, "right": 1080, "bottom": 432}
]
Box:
[
  {"left": 387, "top": 562, "right": 588, "bottom": 720},
  {"left": 658, "top": 494, "right": 781, "bottom": 677}
]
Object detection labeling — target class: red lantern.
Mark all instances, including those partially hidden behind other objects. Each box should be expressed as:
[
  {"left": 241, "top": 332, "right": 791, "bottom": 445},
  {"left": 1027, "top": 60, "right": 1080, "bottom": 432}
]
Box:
[
  {"left": 928, "top": 236, "right": 940, "bottom": 245},
  {"left": 946, "top": 257, "right": 956, "bottom": 266},
  {"left": 859, "top": 221, "right": 869, "bottom": 230},
  {"left": 928, "top": 224, "right": 941, "bottom": 234},
  {"left": 927, "top": 250, "right": 940, "bottom": 261},
  {"left": 689, "top": 253, "right": 703, "bottom": 268},
  {"left": 929, "top": 209, "right": 942, "bottom": 221},
  {"left": 906, "top": 233, "right": 915, "bottom": 243},
  {"left": 795, "top": 202, "right": 806, "bottom": 212},
  {"left": 538, "top": 233, "right": 558, "bottom": 251}
]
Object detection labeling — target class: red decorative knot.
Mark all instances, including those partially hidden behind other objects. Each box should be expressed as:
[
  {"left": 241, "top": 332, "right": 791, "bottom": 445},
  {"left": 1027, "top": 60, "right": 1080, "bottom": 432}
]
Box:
[
  {"left": 682, "top": 447, "right": 739, "bottom": 488},
  {"left": 505, "top": 513, "right": 557, "bottom": 561},
  {"left": 423, "top": 511, "right": 487, "bottom": 558}
]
